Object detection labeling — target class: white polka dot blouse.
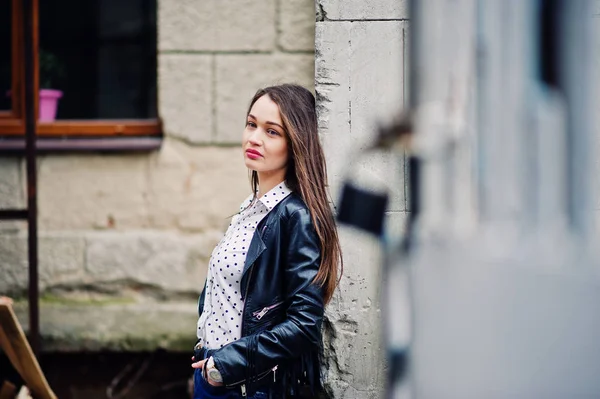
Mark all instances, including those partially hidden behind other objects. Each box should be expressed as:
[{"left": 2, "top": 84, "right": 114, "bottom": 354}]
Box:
[{"left": 196, "top": 182, "right": 292, "bottom": 349}]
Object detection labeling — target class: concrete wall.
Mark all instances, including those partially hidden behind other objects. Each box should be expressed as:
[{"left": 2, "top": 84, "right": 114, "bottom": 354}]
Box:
[
  {"left": 315, "top": 0, "right": 409, "bottom": 397},
  {"left": 0, "top": 0, "right": 315, "bottom": 351}
]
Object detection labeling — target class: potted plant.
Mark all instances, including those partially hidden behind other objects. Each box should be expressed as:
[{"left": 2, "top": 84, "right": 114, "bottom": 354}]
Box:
[{"left": 38, "top": 49, "right": 65, "bottom": 121}]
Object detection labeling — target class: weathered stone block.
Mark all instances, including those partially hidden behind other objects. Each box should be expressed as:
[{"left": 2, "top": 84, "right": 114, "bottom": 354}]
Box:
[
  {"left": 146, "top": 139, "right": 249, "bottom": 232},
  {"left": 0, "top": 158, "right": 24, "bottom": 209},
  {"left": 318, "top": 0, "right": 408, "bottom": 20},
  {"left": 37, "top": 154, "right": 149, "bottom": 230},
  {"left": 14, "top": 301, "right": 198, "bottom": 351},
  {"left": 85, "top": 231, "right": 215, "bottom": 294},
  {"left": 350, "top": 21, "right": 406, "bottom": 131},
  {"left": 317, "top": 21, "right": 407, "bottom": 211},
  {"left": 158, "top": 0, "right": 276, "bottom": 51},
  {"left": 0, "top": 233, "right": 27, "bottom": 295},
  {"left": 159, "top": 54, "right": 213, "bottom": 144},
  {"left": 215, "top": 54, "right": 315, "bottom": 143},
  {"left": 279, "top": 0, "right": 316, "bottom": 51},
  {"left": 0, "top": 233, "right": 87, "bottom": 295},
  {"left": 315, "top": 21, "right": 351, "bottom": 128},
  {"left": 323, "top": 225, "right": 386, "bottom": 398},
  {"left": 39, "top": 233, "right": 86, "bottom": 288},
  {"left": 350, "top": 21, "right": 407, "bottom": 211},
  {"left": 316, "top": 21, "right": 352, "bottom": 205}
]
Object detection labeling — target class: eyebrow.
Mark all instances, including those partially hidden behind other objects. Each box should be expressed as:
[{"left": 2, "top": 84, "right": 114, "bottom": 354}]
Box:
[{"left": 248, "top": 114, "right": 285, "bottom": 131}]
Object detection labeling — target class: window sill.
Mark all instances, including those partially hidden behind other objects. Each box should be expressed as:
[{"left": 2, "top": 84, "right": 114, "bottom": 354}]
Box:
[
  {"left": 0, "top": 136, "right": 162, "bottom": 154},
  {"left": 0, "top": 119, "right": 163, "bottom": 136}
]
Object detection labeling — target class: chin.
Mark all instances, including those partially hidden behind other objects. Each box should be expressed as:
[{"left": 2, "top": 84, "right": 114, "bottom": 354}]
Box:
[{"left": 244, "top": 160, "right": 260, "bottom": 170}]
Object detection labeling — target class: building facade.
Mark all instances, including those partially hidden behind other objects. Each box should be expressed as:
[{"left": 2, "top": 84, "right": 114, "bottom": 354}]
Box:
[{"left": 0, "top": 0, "right": 411, "bottom": 397}]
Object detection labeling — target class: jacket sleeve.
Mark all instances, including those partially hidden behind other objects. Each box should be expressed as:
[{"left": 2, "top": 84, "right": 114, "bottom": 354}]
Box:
[{"left": 210, "top": 208, "right": 324, "bottom": 386}]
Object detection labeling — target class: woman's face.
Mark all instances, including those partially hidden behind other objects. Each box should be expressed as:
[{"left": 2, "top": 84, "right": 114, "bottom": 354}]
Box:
[{"left": 243, "top": 94, "right": 289, "bottom": 180}]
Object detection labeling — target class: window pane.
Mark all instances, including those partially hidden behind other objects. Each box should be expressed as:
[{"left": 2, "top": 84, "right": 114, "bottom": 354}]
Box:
[
  {"left": 39, "top": 0, "right": 157, "bottom": 120},
  {"left": 0, "top": 0, "right": 12, "bottom": 112}
]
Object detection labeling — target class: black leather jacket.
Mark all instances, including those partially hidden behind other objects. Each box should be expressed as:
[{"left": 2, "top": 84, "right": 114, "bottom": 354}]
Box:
[{"left": 195, "top": 193, "right": 325, "bottom": 396}]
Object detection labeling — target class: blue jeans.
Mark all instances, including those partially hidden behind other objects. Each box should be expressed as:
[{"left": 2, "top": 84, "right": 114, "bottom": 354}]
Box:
[{"left": 193, "top": 348, "right": 269, "bottom": 399}]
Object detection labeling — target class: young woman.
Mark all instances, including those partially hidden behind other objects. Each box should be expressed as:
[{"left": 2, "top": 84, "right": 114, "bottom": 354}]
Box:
[{"left": 191, "top": 84, "right": 343, "bottom": 398}]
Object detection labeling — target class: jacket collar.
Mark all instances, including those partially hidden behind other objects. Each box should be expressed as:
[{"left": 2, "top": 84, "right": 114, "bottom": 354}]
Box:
[
  {"left": 242, "top": 223, "right": 267, "bottom": 279},
  {"left": 240, "top": 194, "right": 292, "bottom": 295}
]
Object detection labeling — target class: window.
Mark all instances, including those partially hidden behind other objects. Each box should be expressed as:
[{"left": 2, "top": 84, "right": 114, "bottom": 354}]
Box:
[
  {"left": 0, "top": 1, "right": 13, "bottom": 113},
  {"left": 0, "top": 0, "right": 23, "bottom": 126},
  {"left": 0, "top": 0, "right": 161, "bottom": 140}
]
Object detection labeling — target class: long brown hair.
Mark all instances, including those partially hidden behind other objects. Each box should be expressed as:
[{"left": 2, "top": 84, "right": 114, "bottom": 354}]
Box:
[{"left": 246, "top": 84, "right": 342, "bottom": 304}]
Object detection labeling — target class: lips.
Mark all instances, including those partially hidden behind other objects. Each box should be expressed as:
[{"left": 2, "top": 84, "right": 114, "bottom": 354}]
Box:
[{"left": 245, "top": 149, "right": 263, "bottom": 159}]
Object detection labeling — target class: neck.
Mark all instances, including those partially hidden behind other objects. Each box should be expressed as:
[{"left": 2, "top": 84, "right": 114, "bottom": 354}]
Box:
[{"left": 257, "top": 170, "right": 286, "bottom": 198}]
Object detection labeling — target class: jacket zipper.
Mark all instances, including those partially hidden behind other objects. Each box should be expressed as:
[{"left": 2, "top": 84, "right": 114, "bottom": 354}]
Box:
[
  {"left": 252, "top": 301, "right": 284, "bottom": 320},
  {"left": 240, "top": 365, "right": 278, "bottom": 397},
  {"left": 227, "top": 365, "right": 279, "bottom": 390}
]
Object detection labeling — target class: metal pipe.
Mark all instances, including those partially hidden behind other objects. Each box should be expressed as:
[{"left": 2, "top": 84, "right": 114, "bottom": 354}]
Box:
[
  {"left": 0, "top": 210, "right": 28, "bottom": 219},
  {"left": 22, "top": 0, "right": 39, "bottom": 356}
]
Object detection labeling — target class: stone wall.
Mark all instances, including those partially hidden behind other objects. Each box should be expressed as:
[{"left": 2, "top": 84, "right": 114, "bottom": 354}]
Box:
[
  {"left": 3, "top": 0, "right": 411, "bottom": 395},
  {"left": 158, "top": 0, "right": 315, "bottom": 144},
  {"left": 0, "top": 0, "right": 315, "bottom": 351},
  {"left": 316, "top": 0, "right": 409, "bottom": 397}
]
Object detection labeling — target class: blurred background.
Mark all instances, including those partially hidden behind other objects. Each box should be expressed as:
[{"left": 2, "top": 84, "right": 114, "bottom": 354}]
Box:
[{"left": 1, "top": 0, "right": 600, "bottom": 398}]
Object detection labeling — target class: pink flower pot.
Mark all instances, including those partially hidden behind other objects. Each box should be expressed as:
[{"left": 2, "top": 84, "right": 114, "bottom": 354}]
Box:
[{"left": 38, "top": 89, "right": 63, "bottom": 121}]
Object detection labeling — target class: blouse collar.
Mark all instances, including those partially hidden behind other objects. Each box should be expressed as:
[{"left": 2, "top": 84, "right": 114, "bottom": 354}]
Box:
[{"left": 257, "top": 181, "right": 292, "bottom": 211}]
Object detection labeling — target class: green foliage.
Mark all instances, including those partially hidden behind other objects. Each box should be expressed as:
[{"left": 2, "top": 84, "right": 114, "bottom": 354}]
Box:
[{"left": 39, "top": 49, "right": 65, "bottom": 89}]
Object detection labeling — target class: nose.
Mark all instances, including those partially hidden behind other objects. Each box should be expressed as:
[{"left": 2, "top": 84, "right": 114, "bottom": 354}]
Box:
[{"left": 247, "top": 129, "right": 262, "bottom": 146}]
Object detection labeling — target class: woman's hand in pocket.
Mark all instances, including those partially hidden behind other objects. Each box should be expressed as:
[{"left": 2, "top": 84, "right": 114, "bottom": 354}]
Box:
[
  {"left": 191, "top": 358, "right": 224, "bottom": 387},
  {"left": 191, "top": 357, "right": 206, "bottom": 369}
]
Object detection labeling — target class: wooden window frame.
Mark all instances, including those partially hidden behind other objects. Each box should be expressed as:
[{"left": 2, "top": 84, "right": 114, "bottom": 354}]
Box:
[
  {"left": 0, "top": 0, "right": 24, "bottom": 123},
  {"left": 0, "top": 0, "right": 162, "bottom": 140}
]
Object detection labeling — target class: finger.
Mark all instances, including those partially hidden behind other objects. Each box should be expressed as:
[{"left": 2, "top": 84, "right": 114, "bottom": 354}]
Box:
[
  {"left": 191, "top": 359, "right": 203, "bottom": 368},
  {"left": 191, "top": 359, "right": 206, "bottom": 369}
]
